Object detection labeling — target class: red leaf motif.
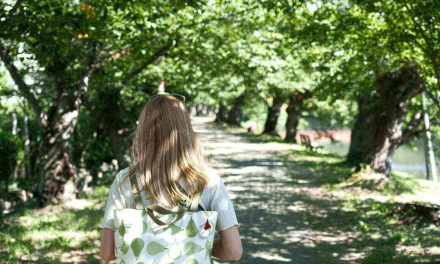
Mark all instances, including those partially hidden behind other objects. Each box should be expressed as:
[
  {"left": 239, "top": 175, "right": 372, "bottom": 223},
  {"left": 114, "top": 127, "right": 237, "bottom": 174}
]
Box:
[{"left": 204, "top": 219, "right": 211, "bottom": 230}]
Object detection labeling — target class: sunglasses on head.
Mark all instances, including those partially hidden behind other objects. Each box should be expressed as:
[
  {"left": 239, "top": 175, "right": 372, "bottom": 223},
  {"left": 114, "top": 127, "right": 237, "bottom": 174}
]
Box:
[{"left": 148, "top": 93, "right": 185, "bottom": 104}]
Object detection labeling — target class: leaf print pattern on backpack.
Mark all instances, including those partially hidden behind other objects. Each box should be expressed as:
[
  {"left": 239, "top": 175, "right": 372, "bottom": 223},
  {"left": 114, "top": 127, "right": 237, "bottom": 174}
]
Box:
[
  {"left": 121, "top": 240, "right": 129, "bottom": 255},
  {"left": 184, "top": 258, "right": 199, "bottom": 264},
  {"left": 147, "top": 241, "right": 166, "bottom": 256},
  {"left": 131, "top": 238, "right": 145, "bottom": 260},
  {"left": 205, "top": 240, "right": 213, "bottom": 257},
  {"left": 183, "top": 242, "right": 203, "bottom": 255},
  {"left": 185, "top": 218, "right": 198, "bottom": 237},
  {"left": 114, "top": 208, "right": 218, "bottom": 263},
  {"left": 141, "top": 220, "right": 149, "bottom": 234},
  {"left": 168, "top": 223, "right": 182, "bottom": 235},
  {"left": 118, "top": 220, "right": 126, "bottom": 237},
  {"left": 167, "top": 240, "right": 182, "bottom": 260}
]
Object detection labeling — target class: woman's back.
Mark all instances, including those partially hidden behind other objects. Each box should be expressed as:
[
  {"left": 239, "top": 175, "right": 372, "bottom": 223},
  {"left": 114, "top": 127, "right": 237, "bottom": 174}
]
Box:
[
  {"left": 100, "top": 166, "right": 240, "bottom": 233},
  {"left": 99, "top": 94, "right": 242, "bottom": 262}
]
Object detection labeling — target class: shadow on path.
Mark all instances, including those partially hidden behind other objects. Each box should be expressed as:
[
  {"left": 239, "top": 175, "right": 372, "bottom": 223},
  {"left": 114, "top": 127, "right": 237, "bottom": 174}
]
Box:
[{"left": 193, "top": 118, "right": 440, "bottom": 264}]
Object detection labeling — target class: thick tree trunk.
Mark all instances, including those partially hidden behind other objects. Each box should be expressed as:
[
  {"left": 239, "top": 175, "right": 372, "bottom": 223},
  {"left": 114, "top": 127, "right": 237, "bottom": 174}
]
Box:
[
  {"left": 262, "top": 95, "right": 284, "bottom": 136},
  {"left": 346, "top": 66, "right": 425, "bottom": 175},
  {"left": 215, "top": 102, "right": 228, "bottom": 124},
  {"left": 37, "top": 68, "right": 95, "bottom": 204},
  {"left": 1, "top": 44, "right": 94, "bottom": 204},
  {"left": 36, "top": 108, "right": 81, "bottom": 204},
  {"left": 226, "top": 93, "right": 246, "bottom": 126},
  {"left": 284, "top": 91, "right": 311, "bottom": 143}
]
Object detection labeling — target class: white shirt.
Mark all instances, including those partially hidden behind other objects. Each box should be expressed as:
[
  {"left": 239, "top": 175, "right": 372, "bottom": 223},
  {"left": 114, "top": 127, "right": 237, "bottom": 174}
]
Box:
[{"left": 99, "top": 167, "right": 240, "bottom": 232}]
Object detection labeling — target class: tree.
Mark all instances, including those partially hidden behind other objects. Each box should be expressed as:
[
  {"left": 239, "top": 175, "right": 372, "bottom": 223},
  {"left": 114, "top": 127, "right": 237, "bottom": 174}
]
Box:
[
  {"left": 0, "top": 0, "right": 204, "bottom": 204},
  {"left": 297, "top": 0, "right": 440, "bottom": 174},
  {"left": 347, "top": 66, "right": 425, "bottom": 174}
]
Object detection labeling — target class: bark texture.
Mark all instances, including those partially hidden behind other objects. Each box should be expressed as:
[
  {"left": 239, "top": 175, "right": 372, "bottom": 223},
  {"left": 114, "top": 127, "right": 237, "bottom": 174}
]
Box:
[
  {"left": 215, "top": 102, "right": 228, "bottom": 124},
  {"left": 226, "top": 93, "right": 246, "bottom": 126},
  {"left": 347, "top": 66, "right": 425, "bottom": 175},
  {"left": 284, "top": 91, "right": 311, "bottom": 143},
  {"left": 262, "top": 95, "right": 285, "bottom": 136},
  {"left": 0, "top": 43, "right": 95, "bottom": 204}
]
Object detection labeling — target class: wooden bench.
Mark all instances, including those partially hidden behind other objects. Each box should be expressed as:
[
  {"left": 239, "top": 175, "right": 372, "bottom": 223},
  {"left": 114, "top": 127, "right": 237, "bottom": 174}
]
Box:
[{"left": 300, "top": 134, "right": 324, "bottom": 152}]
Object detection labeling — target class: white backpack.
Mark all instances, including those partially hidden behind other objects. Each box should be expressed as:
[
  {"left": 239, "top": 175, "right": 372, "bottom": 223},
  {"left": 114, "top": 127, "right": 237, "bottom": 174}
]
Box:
[{"left": 113, "top": 171, "right": 218, "bottom": 264}]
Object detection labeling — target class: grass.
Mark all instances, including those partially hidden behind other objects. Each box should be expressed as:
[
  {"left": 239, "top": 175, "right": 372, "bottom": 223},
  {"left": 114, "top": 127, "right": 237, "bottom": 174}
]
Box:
[
  {"left": 342, "top": 198, "right": 440, "bottom": 264},
  {"left": 0, "top": 184, "right": 110, "bottom": 263}
]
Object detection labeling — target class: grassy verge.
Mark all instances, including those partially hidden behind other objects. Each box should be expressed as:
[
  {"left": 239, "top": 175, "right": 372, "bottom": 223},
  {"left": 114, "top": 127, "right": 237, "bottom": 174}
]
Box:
[{"left": 0, "top": 184, "right": 110, "bottom": 263}]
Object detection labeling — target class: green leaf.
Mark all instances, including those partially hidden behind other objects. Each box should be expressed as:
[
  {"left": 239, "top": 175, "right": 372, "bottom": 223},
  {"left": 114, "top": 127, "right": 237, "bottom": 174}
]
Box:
[
  {"left": 147, "top": 241, "right": 166, "bottom": 255},
  {"left": 142, "top": 220, "right": 149, "bottom": 234},
  {"left": 184, "top": 258, "right": 199, "bottom": 264},
  {"left": 119, "top": 220, "right": 126, "bottom": 237},
  {"left": 131, "top": 238, "right": 145, "bottom": 259},
  {"left": 183, "top": 242, "right": 203, "bottom": 255},
  {"left": 205, "top": 240, "right": 213, "bottom": 256},
  {"left": 169, "top": 223, "right": 182, "bottom": 235},
  {"left": 204, "top": 211, "right": 213, "bottom": 217},
  {"left": 185, "top": 218, "right": 198, "bottom": 237},
  {"left": 121, "top": 240, "right": 129, "bottom": 255},
  {"left": 167, "top": 241, "right": 182, "bottom": 259},
  {"left": 152, "top": 227, "right": 164, "bottom": 236}
]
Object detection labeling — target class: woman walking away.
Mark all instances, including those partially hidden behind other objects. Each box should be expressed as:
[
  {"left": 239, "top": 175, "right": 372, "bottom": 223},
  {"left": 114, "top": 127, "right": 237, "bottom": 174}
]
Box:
[{"left": 99, "top": 94, "right": 242, "bottom": 263}]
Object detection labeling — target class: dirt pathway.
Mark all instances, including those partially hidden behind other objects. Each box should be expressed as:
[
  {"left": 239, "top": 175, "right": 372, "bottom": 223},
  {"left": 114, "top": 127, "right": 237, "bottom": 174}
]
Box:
[{"left": 192, "top": 117, "right": 361, "bottom": 264}]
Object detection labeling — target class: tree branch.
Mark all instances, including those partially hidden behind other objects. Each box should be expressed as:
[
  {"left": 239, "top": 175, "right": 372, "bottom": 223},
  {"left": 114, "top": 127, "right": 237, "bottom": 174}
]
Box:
[
  {"left": 401, "top": 110, "right": 423, "bottom": 145},
  {"left": 119, "top": 42, "right": 174, "bottom": 87},
  {"left": 0, "top": 42, "right": 43, "bottom": 123}
]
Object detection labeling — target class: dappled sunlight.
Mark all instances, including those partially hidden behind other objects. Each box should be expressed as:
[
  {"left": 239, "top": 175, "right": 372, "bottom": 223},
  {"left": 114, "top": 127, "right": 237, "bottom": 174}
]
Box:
[
  {"left": 63, "top": 198, "right": 94, "bottom": 210},
  {"left": 251, "top": 252, "right": 292, "bottom": 262},
  {"left": 195, "top": 118, "right": 440, "bottom": 263},
  {"left": 2, "top": 118, "right": 438, "bottom": 263},
  {"left": 0, "top": 184, "right": 108, "bottom": 262}
]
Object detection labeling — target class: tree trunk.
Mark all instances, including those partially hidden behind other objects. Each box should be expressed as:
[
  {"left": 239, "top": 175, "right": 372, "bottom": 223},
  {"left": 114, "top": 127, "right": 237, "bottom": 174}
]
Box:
[
  {"left": 87, "top": 87, "right": 129, "bottom": 168},
  {"left": 23, "top": 114, "right": 32, "bottom": 184},
  {"left": 1, "top": 44, "right": 95, "bottom": 205},
  {"left": 226, "top": 93, "right": 246, "bottom": 126},
  {"left": 262, "top": 95, "right": 284, "bottom": 136},
  {"left": 195, "top": 104, "right": 204, "bottom": 116},
  {"left": 215, "top": 102, "right": 228, "bottom": 124},
  {"left": 346, "top": 66, "right": 425, "bottom": 175},
  {"left": 35, "top": 107, "right": 81, "bottom": 204},
  {"left": 284, "top": 91, "right": 311, "bottom": 143}
]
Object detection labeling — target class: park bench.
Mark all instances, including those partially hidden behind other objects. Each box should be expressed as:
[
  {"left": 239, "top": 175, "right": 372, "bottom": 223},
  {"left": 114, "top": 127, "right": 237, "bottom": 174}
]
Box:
[{"left": 300, "top": 134, "right": 324, "bottom": 152}]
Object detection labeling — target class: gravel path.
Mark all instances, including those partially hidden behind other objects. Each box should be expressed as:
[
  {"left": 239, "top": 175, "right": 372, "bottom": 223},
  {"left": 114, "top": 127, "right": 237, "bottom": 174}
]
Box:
[{"left": 193, "top": 117, "right": 360, "bottom": 264}]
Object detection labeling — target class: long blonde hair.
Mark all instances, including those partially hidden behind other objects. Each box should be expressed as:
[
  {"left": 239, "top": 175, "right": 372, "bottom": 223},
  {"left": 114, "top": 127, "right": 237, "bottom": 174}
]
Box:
[{"left": 120, "top": 95, "right": 208, "bottom": 207}]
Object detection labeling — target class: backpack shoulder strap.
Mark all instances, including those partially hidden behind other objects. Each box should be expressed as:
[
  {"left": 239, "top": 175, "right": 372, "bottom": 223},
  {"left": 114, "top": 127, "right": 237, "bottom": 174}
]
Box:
[{"left": 129, "top": 170, "right": 145, "bottom": 209}]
